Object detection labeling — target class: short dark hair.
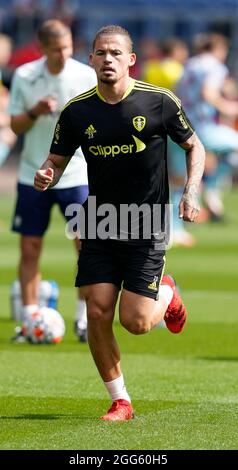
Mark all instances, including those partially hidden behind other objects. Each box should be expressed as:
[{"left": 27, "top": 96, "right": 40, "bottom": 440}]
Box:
[
  {"left": 37, "top": 20, "right": 71, "bottom": 46},
  {"left": 92, "top": 25, "right": 133, "bottom": 52}
]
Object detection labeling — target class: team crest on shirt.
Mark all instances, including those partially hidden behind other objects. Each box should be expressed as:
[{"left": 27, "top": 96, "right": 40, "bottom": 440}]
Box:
[
  {"left": 132, "top": 116, "right": 146, "bottom": 132},
  {"left": 85, "top": 124, "right": 97, "bottom": 139}
]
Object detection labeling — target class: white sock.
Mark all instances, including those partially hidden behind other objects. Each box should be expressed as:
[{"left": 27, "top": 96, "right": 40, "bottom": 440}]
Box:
[
  {"left": 75, "top": 299, "right": 87, "bottom": 329},
  {"left": 158, "top": 285, "right": 173, "bottom": 308},
  {"left": 22, "top": 304, "right": 38, "bottom": 321},
  {"left": 104, "top": 374, "right": 131, "bottom": 403}
]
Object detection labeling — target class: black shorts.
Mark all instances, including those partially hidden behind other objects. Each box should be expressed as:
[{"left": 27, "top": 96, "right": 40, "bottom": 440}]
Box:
[{"left": 75, "top": 239, "right": 165, "bottom": 300}]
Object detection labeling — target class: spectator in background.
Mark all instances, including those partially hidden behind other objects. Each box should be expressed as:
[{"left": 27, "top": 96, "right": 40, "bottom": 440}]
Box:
[
  {"left": 130, "top": 37, "right": 162, "bottom": 79},
  {"left": 8, "top": 37, "right": 43, "bottom": 69},
  {"left": 2, "top": 0, "right": 45, "bottom": 47},
  {"left": 142, "top": 37, "right": 188, "bottom": 90},
  {"left": 48, "top": 0, "right": 78, "bottom": 27},
  {"left": 219, "top": 74, "right": 238, "bottom": 129},
  {"left": 177, "top": 33, "right": 238, "bottom": 222},
  {"left": 9, "top": 19, "right": 96, "bottom": 342},
  {"left": 142, "top": 38, "right": 195, "bottom": 246},
  {"left": 0, "top": 33, "right": 16, "bottom": 167}
]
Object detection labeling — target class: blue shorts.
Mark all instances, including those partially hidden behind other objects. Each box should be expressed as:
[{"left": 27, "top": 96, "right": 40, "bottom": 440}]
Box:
[{"left": 12, "top": 183, "right": 88, "bottom": 236}]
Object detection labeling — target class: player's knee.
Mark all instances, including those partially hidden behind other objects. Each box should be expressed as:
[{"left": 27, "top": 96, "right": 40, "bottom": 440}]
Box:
[
  {"left": 87, "top": 305, "right": 103, "bottom": 321},
  {"left": 121, "top": 315, "right": 150, "bottom": 335},
  {"left": 87, "top": 303, "right": 111, "bottom": 323},
  {"left": 21, "top": 240, "right": 41, "bottom": 265}
]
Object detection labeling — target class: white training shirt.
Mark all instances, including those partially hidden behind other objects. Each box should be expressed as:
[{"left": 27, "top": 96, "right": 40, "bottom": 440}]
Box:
[
  {"left": 176, "top": 53, "right": 228, "bottom": 129},
  {"left": 9, "top": 57, "right": 97, "bottom": 188}
]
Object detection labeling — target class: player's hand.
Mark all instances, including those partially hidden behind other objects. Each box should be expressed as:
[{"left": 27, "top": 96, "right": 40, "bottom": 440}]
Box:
[
  {"left": 32, "top": 96, "right": 58, "bottom": 116},
  {"left": 34, "top": 168, "right": 54, "bottom": 191},
  {"left": 179, "top": 186, "right": 200, "bottom": 222}
]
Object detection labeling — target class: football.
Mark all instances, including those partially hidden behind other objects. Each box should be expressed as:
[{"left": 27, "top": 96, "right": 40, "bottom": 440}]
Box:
[{"left": 23, "top": 307, "right": 65, "bottom": 344}]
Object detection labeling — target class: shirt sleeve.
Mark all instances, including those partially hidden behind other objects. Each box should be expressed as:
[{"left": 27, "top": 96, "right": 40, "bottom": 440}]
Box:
[
  {"left": 162, "top": 91, "right": 194, "bottom": 144},
  {"left": 50, "top": 105, "right": 80, "bottom": 157},
  {"left": 8, "top": 71, "right": 26, "bottom": 115}
]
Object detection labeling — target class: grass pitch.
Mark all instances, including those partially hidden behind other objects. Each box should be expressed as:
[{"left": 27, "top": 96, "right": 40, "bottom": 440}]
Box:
[{"left": 0, "top": 191, "right": 238, "bottom": 450}]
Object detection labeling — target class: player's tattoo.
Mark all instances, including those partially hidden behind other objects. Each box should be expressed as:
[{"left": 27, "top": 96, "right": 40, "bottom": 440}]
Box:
[
  {"left": 178, "top": 132, "right": 206, "bottom": 217},
  {"left": 180, "top": 132, "right": 205, "bottom": 199},
  {"left": 181, "top": 183, "right": 200, "bottom": 212}
]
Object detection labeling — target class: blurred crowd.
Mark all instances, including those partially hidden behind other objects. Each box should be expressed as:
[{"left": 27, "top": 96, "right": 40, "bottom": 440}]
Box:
[{"left": 1, "top": 0, "right": 238, "bottom": 248}]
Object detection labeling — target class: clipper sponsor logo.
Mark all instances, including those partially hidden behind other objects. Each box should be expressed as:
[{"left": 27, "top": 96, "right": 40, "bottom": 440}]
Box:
[
  {"left": 89, "top": 135, "right": 146, "bottom": 157},
  {"left": 133, "top": 115, "right": 146, "bottom": 132},
  {"left": 85, "top": 124, "right": 97, "bottom": 139}
]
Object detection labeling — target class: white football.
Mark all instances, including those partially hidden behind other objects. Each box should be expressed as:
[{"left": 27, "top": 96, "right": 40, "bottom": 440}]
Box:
[{"left": 23, "top": 307, "right": 65, "bottom": 344}]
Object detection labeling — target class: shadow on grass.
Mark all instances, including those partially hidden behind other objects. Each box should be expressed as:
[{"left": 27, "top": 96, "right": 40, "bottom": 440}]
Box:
[
  {"left": 0, "top": 414, "right": 62, "bottom": 420},
  {"left": 0, "top": 414, "right": 102, "bottom": 421},
  {"left": 0, "top": 318, "right": 14, "bottom": 324},
  {"left": 197, "top": 356, "right": 238, "bottom": 362},
  {"left": 0, "top": 399, "right": 182, "bottom": 422}
]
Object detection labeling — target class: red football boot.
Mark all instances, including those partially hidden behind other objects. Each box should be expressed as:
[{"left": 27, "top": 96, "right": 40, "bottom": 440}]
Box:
[
  {"left": 100, "top": 399, "right": 134, "bottom": 421},
  {"left": 161, "top": 275, "right": 187, "bottom": 334}
]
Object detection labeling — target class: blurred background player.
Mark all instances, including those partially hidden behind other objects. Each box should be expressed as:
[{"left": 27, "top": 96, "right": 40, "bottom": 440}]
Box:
[
  {"left": 142, "top": 37, "right": 195, "bottom": 246},
  {"left": 9, "top": 19, "right": 97, "bottom": 342},
  {"left": 142, "top": 37, "right": 189, "bottom": 91},
  {"left": 177, "top": 33, "right": 238, "bottom": 223},
  {"left": 0, "top": 34, "right": 16, "bottom": 167}
]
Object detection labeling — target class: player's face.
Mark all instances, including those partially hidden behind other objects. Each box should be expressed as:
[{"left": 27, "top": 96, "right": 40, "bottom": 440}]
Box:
[
  {"left": 42, "top": 33, "right": 73, "bottom": 71},
  {"left": 90, "top": 34, "right": 136, "bottom": 84}
]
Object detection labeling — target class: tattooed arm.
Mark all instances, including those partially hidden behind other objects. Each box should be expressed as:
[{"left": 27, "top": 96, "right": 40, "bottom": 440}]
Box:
[{"left": 179, "top": 132, "right": 205, "bottom": 222}]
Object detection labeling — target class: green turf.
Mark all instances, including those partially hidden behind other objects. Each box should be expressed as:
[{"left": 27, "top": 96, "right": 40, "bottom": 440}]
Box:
[{"left": 0, "top": 191, "right": 238, "bottom": 450}]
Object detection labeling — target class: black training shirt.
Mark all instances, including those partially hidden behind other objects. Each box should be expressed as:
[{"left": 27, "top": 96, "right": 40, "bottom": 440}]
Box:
[{"left": 50, "top": 80, "right": 194, "bottom": 240}]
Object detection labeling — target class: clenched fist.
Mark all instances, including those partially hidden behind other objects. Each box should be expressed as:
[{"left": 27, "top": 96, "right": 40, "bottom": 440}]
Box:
[{"left": 34, "top": 168, "right": 54, "bottom": 191}]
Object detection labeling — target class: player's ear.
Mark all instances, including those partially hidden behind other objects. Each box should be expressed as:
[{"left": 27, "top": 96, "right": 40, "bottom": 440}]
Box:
[
  {"left": 129, "top": 53, "right": 136, "bottom": 67},
  {"left": 89, "top": 53, "right": 93, "bottom": 66}
]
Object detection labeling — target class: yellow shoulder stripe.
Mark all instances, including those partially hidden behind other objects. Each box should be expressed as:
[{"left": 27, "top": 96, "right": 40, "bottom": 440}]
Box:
[
  {"left": 134, "top": 85, "right": 181, "bottom": 109},
  {"left": 134, "top": 81, "right": 181, "bottom": 108},
  {"left": 134, "top": 85, "right": 181, "bottom": 108},
  {"left": 135, "top": 83, "right": 193, "bottom": 131},
  {"left": 136, "top": 80, "right": 160, "bottom": 89},
  {"left": 62, "top": 87, "right": 97, "bottom": 111}
]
